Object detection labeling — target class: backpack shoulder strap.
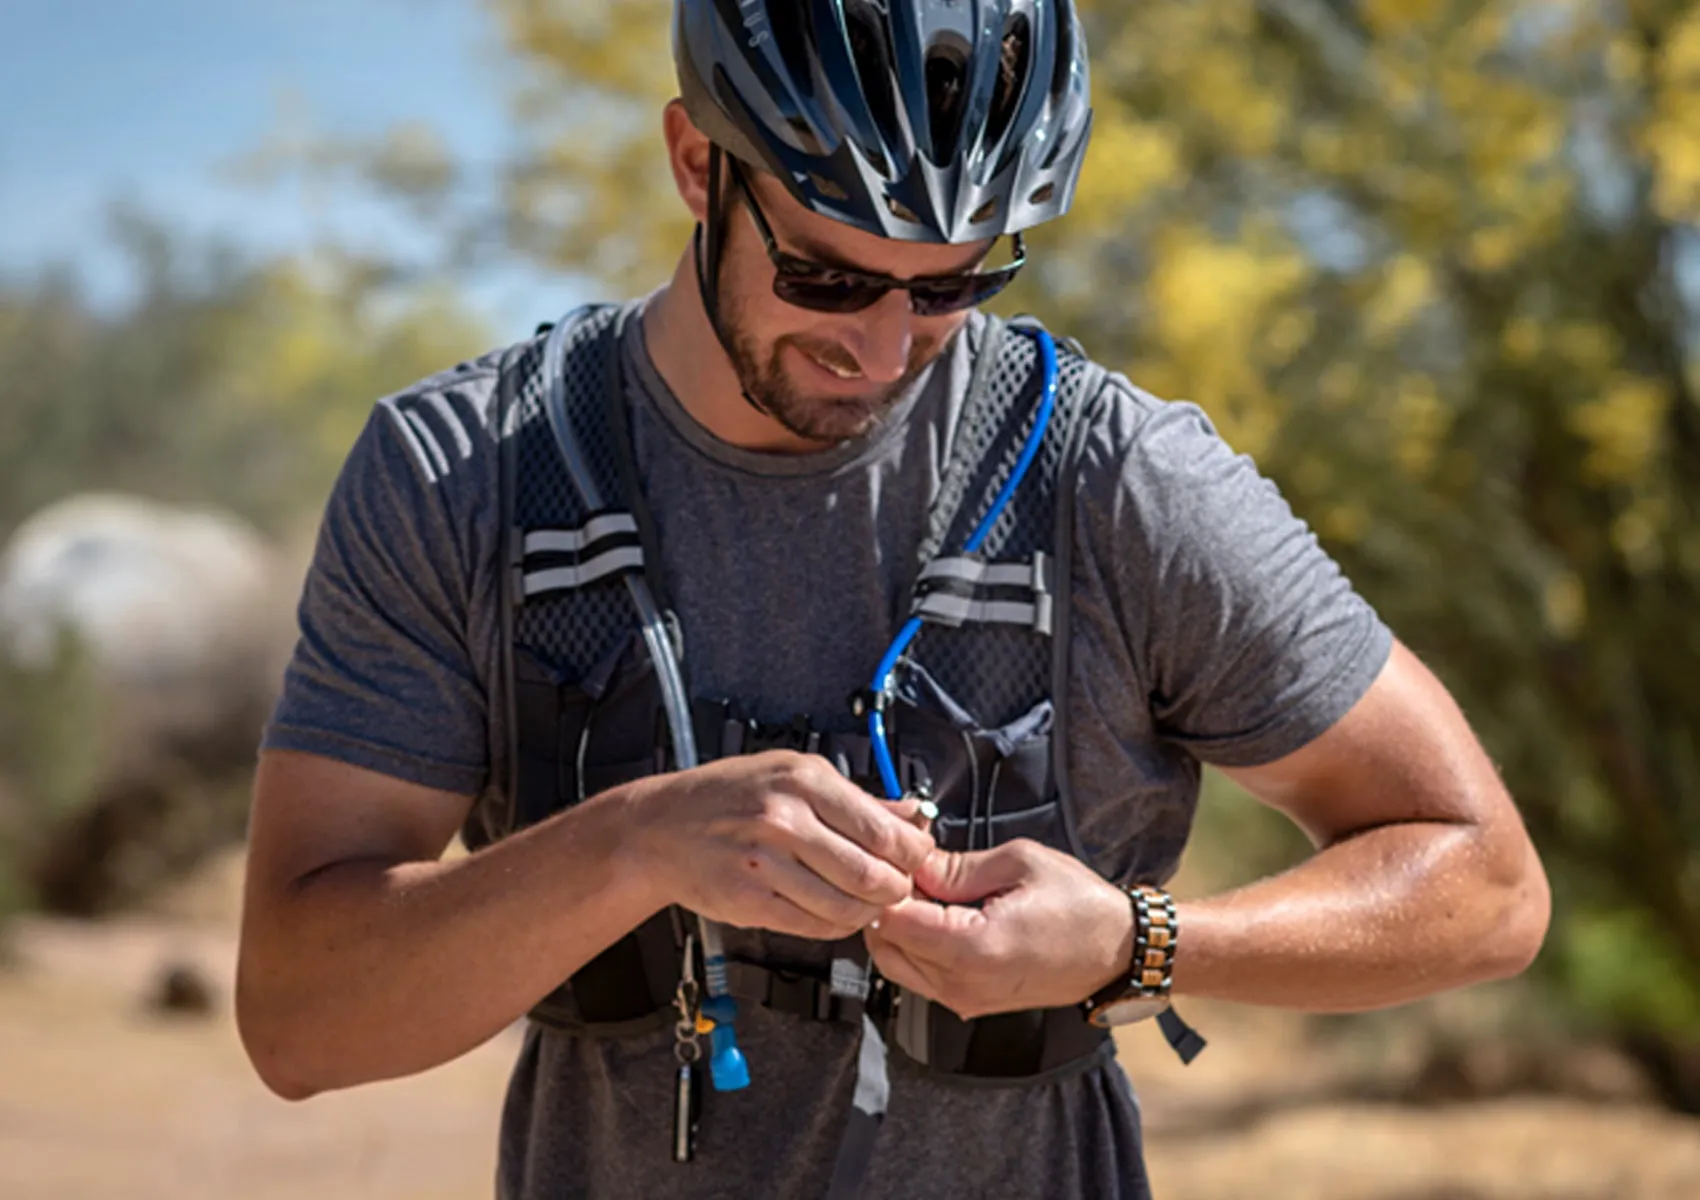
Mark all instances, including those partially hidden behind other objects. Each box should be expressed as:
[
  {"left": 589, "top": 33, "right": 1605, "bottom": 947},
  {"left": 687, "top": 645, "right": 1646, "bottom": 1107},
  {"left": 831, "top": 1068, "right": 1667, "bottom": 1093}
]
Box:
[
  {"left": 491, "top": 303, "right": 627, "bottom": 836},
  {"left": 914, "top": 313, "right": 1011, "bottom": 571},
  {"left": 599, "top": 305, "right": 672, "bottom": 613},
  {"left": 1041, "top": 334, "right": 1109, "bottom": 860}
]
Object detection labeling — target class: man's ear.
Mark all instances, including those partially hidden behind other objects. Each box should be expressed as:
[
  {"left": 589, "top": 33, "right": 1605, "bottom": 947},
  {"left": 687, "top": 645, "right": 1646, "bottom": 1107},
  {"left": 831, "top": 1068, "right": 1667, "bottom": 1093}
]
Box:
[{"left": 663, "top": 99, "right": 713, "bottom": 223}]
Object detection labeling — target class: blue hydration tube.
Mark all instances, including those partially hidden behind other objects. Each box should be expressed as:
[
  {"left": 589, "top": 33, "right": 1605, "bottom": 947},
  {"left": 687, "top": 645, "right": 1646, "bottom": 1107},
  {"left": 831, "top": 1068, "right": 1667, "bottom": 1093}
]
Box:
[
  {"left": 542, "top": 318, "right": 750, "bottom": 1093},
  {"left": 867, "top": 328, "right": 1060, "bottom": 800}
]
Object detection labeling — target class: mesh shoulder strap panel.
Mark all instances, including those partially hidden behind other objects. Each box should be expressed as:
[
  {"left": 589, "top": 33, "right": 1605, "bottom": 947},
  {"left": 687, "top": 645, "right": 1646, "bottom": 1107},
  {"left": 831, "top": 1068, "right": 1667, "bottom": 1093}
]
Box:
[
  {"left": 494, "top": 305, "right": 629, "bottom": 835},
  {"left": 1043, "top": 347, "right": 1108, "bottom": 861},
  {"left": 913, "top": 313, "right": 1011, "bottom": 574}
]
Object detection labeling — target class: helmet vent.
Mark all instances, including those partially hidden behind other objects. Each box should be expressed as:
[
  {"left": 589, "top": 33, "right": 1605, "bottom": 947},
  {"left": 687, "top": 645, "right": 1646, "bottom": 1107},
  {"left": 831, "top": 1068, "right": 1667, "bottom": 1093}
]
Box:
[
  {"left": 1028, "top": 182, "right": 1056, "bottom": 206},
  {"left": 786, "top": 115, "right": 826, "bottom": 157},
  {"left": 1050, "top": 0, "right": 1077, "bottom": 110},
  {"left": 766, "top": 1, "right": 815, "bottom": 102},
  {"left": 810, "top": 172, "right": 849, "bottom": 202},
  {"left": 925, "top": 41, "right": 970, "bottom": 164},
  {"left": 986, "top": 15, "right": 1033, "bottom": 151},
  {"left": 845, "top": 5, "right": 903, "bottom": 163},
  {"left": 970, "top": 197, "right": 1001, "bottom": 225}
]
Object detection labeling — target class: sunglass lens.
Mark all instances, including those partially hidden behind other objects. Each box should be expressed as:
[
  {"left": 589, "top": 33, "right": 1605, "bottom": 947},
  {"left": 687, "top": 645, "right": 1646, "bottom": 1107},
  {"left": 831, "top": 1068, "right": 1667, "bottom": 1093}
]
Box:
[
  {"left": 773, "top": 271, "right": 885, "bottom": 314},
  {"left": 909, "top": 269, "right": 1016, "bottom": 317}
]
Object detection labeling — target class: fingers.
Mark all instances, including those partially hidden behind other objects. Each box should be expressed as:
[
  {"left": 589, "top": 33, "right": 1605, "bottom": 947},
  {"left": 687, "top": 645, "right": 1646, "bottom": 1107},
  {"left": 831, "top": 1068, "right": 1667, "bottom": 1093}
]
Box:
[
  {"left": 732, "top": 883, "right": 878, "bottom": 942},
  {"left": 658, "top": 752, "right": 953, "bottom": 939},
  {"left": 803, "top": 771, "right": 938, "bottom": 875},
  {"left": 787, "top": 830, "right": 915, "bottom": 909},
  {"left": 869, "top": 894, "right": 990, "bottom": 963},
  {"left": 741, "top": 847, "right": 885, "bottom": 935},
  {"left": 863, "top": 929, "right": 948, "bottom": 1005},
  {"left": 746, "top": 754, "right": 938, "bottom": 902},
  {"left": 914, "top": 841, "right": 1032, "bottom": 904}
]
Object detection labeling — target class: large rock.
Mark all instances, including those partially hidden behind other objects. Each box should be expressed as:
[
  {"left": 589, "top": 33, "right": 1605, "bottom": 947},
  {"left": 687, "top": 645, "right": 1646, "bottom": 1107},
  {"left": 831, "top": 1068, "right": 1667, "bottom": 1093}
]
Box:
[{"left": 0, "top": 494, "right": 296, "bottom": 914}]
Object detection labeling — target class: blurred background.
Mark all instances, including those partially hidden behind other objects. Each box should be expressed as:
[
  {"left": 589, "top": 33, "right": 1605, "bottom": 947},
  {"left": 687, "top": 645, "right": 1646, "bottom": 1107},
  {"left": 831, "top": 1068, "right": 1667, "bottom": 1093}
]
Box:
[{"left": 1, "top": 1, "right": 1696, "bottom": 1197}]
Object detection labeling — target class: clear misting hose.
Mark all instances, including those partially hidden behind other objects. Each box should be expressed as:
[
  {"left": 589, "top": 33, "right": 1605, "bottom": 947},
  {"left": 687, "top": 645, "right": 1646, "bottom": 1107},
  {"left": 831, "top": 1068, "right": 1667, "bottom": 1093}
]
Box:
[{"left": 542, "top": 319, "right": 749, "bottom": 1092}]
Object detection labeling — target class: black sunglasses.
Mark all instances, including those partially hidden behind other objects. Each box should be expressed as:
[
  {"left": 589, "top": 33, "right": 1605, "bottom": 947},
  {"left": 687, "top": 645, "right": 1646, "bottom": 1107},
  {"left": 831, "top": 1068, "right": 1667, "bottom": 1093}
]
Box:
[{"left": 726, "top": 160, "right": 1025, "bottom": 317}]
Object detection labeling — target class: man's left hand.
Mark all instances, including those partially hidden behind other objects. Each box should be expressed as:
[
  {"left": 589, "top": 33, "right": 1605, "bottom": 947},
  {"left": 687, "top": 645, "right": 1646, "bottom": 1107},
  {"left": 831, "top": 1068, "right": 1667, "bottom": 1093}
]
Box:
[{"left": 863, "top": 839, "right": 1134, "bottom": 1019}]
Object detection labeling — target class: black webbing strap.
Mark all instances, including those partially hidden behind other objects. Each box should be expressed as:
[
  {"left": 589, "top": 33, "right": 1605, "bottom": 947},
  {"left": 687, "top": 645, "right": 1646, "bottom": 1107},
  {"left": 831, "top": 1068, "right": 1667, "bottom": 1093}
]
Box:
[
  {"left": 1044, "top": 348, "right": 1108, "bottom": 862},
  {"left": 600, "top": 306, "right": 673, "bottom": 614},
  {"left": 888, "top": 990, "right": 1110, "bottom": 1077},
  {"left": 1158, "top": 1008, "right": 1208, "bottom": 1065},
  {"left": 496, "top": 338, "right": 530, "bottom": 841}
]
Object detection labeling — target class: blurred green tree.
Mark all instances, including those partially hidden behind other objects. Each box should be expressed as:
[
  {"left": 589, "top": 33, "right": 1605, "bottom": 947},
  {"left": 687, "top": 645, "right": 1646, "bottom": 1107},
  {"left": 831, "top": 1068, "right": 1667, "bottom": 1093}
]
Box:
[
  {"left": 320, "top": 0, "right": 1700, "bottom": 1098},
  {"left": 0, "top": 216, "right": 491, "bottom": 920},
  {"left": 0, "top": 211, "right": 490, "bottom": 539}
]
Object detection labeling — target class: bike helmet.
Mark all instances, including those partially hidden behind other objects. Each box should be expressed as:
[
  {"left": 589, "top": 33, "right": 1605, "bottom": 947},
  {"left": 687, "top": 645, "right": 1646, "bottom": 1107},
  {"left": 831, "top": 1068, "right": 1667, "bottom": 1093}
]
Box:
[{"left": 675, "top": 0, "right": 1094, "bottom": 245}]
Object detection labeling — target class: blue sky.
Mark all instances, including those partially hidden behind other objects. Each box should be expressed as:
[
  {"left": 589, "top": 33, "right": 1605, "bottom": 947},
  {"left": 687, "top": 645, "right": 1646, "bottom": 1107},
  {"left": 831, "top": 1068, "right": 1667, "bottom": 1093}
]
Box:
[{"left": 0, "top": 0, "right": 574, "bottom": 338}]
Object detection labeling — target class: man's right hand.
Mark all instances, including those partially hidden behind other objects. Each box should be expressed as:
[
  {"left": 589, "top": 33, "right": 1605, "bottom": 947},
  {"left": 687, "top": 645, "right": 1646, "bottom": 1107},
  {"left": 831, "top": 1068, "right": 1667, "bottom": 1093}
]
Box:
[{"left": 622, "top": 751, "right": 935, "bottom": 941}]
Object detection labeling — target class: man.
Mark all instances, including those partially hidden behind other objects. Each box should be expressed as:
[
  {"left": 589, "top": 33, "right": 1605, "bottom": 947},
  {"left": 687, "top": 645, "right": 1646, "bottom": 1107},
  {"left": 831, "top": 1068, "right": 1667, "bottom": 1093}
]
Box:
[{"left": 236, "top": 2, "right": 1551, "bottom": 1197}]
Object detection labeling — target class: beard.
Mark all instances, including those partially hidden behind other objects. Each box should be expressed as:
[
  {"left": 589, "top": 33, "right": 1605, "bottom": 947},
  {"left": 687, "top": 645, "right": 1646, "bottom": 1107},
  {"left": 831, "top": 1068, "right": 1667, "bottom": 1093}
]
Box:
[{"left": 718, "top": 293, "right": 941, "bottom": 445}]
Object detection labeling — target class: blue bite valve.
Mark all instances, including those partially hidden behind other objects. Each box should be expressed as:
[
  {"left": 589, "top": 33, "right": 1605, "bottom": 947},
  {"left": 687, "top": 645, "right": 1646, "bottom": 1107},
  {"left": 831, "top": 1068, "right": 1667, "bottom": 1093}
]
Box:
[{"left": 700, "top": 995, "right": 750, "bottom": 1091}]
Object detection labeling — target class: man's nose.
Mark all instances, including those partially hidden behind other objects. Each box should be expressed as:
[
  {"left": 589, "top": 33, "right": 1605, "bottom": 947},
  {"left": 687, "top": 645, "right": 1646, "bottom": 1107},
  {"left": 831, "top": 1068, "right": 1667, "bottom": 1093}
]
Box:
[{"left": 843, "top": 288, "right": 915, "bottom": 384}]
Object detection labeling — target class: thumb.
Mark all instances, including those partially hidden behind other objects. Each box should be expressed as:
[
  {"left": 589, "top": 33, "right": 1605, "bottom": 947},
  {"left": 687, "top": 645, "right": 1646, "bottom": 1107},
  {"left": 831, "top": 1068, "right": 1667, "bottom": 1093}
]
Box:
[{"left": 915, "top": 843, "right": 1030, "bottom": 904}]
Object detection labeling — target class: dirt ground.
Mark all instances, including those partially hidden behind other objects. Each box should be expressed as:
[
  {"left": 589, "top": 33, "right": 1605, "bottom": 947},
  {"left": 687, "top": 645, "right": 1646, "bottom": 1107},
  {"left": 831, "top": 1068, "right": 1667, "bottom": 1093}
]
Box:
[{"left": 2, "top": 849, "right": 1697, "bottom": 1200}]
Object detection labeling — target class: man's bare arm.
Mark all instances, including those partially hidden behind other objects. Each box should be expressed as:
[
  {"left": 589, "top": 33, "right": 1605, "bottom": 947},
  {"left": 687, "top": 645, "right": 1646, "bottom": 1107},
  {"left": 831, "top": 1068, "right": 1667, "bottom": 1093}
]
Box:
[
  {"left": 236, "top": 750, "right": 660, "bottom": 1100},
  {"left": 866, "top": 639, "right": 1550, "bottom": 1019},
  {"left": 237, "top": 748, "right": 934, "bottom": 1101},
  {"left": 1173, "top": 638, "right": 1551, "bottom": 1009}
]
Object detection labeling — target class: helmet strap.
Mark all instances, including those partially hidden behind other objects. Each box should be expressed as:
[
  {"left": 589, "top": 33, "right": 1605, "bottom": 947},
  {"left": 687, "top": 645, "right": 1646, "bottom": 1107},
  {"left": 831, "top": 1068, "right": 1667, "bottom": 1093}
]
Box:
[{"left": 693, "top": 144, "right": 775, "bottom": 419}]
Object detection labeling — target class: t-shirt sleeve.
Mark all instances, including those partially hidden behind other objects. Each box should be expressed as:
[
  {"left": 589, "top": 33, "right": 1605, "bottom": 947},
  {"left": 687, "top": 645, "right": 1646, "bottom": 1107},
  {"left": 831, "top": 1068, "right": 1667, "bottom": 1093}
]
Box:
[
  {"left": 1080, "top": 381, "right": 1393, "bottom": 768},
  {"left": 261, "top": 369, "right": 501, "bottom": 795}
]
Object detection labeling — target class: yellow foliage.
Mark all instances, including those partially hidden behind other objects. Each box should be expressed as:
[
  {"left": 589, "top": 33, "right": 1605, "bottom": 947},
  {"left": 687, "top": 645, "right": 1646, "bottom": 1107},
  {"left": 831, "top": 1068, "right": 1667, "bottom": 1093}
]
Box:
[
  {"left": 1502, "top": 317, "right": 1543, "bottom": 364},
  {"left": 1071, "top": 109, "right": 1182, "bottom": 228},
  {"left": 1262, "top": 308, "right": 1315, "bottom": 366},
  {"left": 1148, "top": 230, "right": 1307, "bottom": 351},
  {"left": 1555, "top": 322, "right": 1621, "bottom": 377},
  {"left": 1392, "top": 375, "right": 1451, "bottom": 480},
  {"left": 1607, "top": 35, "right": 1648, "bottom": 86},
  {"left": 1612, "top": 496, "right": 1669, "bottom": 573},
  {"left": 1362, "top": 0, "right": 1449, "bottom": 38},
  {"left": 1299, "top": 126, "right": 1351, "bottom": 175},
  {"left": 1317, "top": 502, "right": 1371, "bottom": 545},
  {"left": 1570, "top": 375, "right": 1670, "bottom": 485},
  {"left": 1182, "top": 43, "right": 1290, "bottom": 158},
  {"left": 1645, "top": 11, "right": 1700, "bottom": 219},
  {"left": 1365, "top": 256, "right": 1435, "bottom": 341},
  {"left": 1542, "top": 573, "right": 1588, "bottom": 640},
  {"left": 1318, "top": 363, "right": 1361, "bottom": 409},
  {"left": 496, "top": 0, "right": 671, "bottom": 98},
  {"left": 1466, "top": 225, "right": 1523, "bottom": 273},
  {"left": 1456, "top": 4, "right": 1514, "bottom": 61},
  {"left": 1139, "top": 227, "right": 1310, "bottom": 456},
  {"left": 1661, "top": 9, "right": 1700, "bottom": 82}
]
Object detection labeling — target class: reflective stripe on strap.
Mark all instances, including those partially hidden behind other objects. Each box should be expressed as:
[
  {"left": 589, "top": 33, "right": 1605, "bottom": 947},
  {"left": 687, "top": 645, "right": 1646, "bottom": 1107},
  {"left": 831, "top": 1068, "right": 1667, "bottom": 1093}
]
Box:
[
  {"left": 912, "top": 551, "right": 1054, "bottom": 635},
  {"left": 917, "top": 556, "right": 1046, "bottom": 589},
  {"left": 522, "top": 546, "right": 645, "bottom": 597},
  {"left": 519, "top": 513, "right": 644, "bottom": 598},
  {"left": 522, "top": 512, "right": 640, "bottom": 555}
]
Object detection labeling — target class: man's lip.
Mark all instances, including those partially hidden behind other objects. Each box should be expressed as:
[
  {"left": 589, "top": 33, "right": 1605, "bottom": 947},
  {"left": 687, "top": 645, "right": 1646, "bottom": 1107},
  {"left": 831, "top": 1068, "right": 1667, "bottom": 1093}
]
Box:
[{"left": 796, "top": 342, "right": 865, "bottom": 383}]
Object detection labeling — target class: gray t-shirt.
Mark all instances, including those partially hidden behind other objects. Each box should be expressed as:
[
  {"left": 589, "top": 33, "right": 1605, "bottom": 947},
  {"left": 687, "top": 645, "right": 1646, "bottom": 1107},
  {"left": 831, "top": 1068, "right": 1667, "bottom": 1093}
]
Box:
[{"left": 265, "top": 303, "right": 1391, "bottom": 1199}]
